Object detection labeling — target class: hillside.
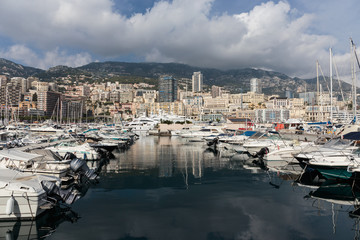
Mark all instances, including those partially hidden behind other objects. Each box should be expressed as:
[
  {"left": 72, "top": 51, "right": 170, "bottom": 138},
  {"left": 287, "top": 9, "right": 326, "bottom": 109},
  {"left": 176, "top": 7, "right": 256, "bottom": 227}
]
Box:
[
  {"left": 0, "top": 58, "right": 353, "bottom": 97},
  {"left": 0, "top": 58, "right": 44, "bottom": 77}
]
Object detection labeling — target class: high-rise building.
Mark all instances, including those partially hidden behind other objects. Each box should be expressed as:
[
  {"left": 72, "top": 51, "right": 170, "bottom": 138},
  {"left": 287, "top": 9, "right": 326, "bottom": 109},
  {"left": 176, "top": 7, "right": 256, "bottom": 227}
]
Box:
[
  {"left": 61, "top": 95, "right": 85, "bottom": 119},
  {"left": 250, "top": 78, "right": 262, "bottom": 93},
  {"left": 211, "top": 85, "right": 222, "bottom": 98},
  {"left": 192, "top": 71, "right": 203, "bottom": 93},
  {"left": 0, "top": 81, "right": 21, "bottom": 106},
  {"left": 37, "top": 91, "right": 61, "bottom": 116},
  {"left": 159, "top": 75, "right": 177, "bottom": 102}
]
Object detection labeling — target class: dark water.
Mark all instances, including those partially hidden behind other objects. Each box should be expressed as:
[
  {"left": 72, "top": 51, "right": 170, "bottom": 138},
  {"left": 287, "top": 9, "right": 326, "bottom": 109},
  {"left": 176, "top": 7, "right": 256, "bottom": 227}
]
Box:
[{"left": 27, "top": 137, "right": 360, "bottom": 239}]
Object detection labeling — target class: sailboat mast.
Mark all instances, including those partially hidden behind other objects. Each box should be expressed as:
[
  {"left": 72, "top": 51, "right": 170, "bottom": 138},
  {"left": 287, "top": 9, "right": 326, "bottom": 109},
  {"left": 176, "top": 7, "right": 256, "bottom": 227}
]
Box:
[
  {"left": 316, "top": 60, "right": 319, "bottom": 105},
  {"left": 329, "top": 48, "right": 333, "bottom": 123},
  {"left": 350, "top": 38, "right": 357, "bottom": 123}
]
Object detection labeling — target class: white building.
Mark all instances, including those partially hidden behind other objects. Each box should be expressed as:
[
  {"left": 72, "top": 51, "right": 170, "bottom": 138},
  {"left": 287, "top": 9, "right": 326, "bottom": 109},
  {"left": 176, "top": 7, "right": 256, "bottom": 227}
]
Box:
[
  {"left": 192, "top": 71, "right": 203, "bottom": 93},
  {"left": 250, "top": 78, "right": 262, "bottom": 93}
]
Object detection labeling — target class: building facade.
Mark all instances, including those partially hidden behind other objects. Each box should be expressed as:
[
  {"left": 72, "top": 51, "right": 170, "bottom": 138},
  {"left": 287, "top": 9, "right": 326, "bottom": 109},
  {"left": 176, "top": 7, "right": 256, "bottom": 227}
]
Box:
[
  {"left": 250, "top": 78, "right": 262, "bottom": 93},
  {"left": 37, "top": 91, "right": 61, "bottom": 116},
  {"left": 159, "top": 76, "right": 177, "bottom": 102},
  {"left": 192, "top": 71, "right": 203, "bottom": 93}
]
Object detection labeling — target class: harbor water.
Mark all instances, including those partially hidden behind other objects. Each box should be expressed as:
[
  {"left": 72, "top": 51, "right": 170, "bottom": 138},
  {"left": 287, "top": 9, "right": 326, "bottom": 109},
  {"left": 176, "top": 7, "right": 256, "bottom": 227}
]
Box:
[{"left": 20, "top": 136, "right": 360, "bottom": 239}]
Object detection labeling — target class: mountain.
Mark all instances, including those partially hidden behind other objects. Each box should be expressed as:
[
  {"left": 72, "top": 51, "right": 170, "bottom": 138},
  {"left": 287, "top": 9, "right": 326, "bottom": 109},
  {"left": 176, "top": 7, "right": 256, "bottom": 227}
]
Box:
[
  {"left": 0, "top": 58, "right": 44, "bottom": 77},
  {"left": 0, "top": 58, "right": 353, "bottom": 97},
  {"left": 78, "top": 61, "right": 353, "bottom": 96}
]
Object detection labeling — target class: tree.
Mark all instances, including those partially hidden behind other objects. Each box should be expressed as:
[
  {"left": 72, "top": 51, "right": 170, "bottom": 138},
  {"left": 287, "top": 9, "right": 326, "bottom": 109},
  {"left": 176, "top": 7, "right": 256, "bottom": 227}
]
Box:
[{"left": 32, "top": 93, "right": 38, "bottom": 102}]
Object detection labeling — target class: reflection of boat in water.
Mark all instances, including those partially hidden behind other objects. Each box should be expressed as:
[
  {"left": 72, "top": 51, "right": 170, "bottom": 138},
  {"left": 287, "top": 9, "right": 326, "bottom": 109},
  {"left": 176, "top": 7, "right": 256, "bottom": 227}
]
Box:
[
  {"left": 0, "top": 206, "right": 79, "bottom": 240},
  {"left": 305, "top": 181, "right": 360, "bottom": 236},
  {"left": 307, "top": 181, "right": 360, "bottom": 206}
]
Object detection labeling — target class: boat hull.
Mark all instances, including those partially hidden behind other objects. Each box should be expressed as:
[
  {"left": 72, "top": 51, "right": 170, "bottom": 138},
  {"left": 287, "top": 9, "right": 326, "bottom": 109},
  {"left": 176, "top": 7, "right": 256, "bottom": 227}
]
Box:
[
  {"left": 306, "top": 164, "right": 353, "bottom": 180},
  {"left": 0, "top": 191, "right": 48, "bottom": 220}
]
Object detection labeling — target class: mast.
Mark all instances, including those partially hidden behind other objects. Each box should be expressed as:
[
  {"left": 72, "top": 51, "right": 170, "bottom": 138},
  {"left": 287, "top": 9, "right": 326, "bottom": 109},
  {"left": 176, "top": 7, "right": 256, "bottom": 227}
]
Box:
[
  {"left": 316, "top": 60, "right": 319, "bottom": 105},
  {"left": 329, "top": 48, "right": 333, "bottom": 123},
  {"left": 60, "top": 97, "right": 62, "bottom": 125},
  {"left": 351, "top": 38, "right": 357, "bottom": 123}
]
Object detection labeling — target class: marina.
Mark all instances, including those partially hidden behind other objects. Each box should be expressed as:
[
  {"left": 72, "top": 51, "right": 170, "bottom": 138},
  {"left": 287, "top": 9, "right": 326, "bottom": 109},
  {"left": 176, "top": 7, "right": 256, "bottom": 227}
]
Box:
[
  {"left": 0, "top": 127, "right": 358, "bottom": 239},
  {"left": 1, "top": 1, "right": 360, "bottom": 239}
]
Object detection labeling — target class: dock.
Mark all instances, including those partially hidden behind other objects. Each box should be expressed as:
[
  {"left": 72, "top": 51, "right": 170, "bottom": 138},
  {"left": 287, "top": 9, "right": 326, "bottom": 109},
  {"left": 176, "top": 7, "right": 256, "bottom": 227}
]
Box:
[{"left": 16, "top": 138, "right": 76, "bottom": 151}]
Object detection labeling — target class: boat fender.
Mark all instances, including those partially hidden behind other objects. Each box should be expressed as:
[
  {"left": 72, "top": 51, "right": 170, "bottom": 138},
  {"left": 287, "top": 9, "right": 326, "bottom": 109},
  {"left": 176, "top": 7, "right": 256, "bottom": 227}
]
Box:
[{"left": 6, "top": 196, "right": 14, "bottom": 215}]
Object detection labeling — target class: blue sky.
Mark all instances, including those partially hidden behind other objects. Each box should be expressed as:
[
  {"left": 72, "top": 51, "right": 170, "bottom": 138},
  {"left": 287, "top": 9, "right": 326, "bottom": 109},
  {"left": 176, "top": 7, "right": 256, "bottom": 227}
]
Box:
[{"left": 0, "top": 0, "right": 359, "bottom": 79}]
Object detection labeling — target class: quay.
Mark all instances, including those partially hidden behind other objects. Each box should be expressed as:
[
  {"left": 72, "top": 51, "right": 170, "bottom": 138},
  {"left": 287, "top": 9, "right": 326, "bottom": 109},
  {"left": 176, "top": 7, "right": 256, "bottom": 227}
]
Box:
[{"left": 16, "top": 138, "right": 76, "bottom": 151}]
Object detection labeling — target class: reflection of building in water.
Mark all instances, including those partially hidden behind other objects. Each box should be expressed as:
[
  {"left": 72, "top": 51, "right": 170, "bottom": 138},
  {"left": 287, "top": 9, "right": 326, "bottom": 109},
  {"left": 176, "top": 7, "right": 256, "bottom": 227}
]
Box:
[
  {"left": 104, "top": 137, "right": 233, "bottom": 179},
  {"left": 116, "top": 138, "right": 158, "bottom": 170},
  {"left": 191, "top": 149, "right": 203, "bottom": 178},
  {"left": 176, "top": 145, "right": 203, "bottom": 179},
  {"left": 158, "top": 145, "right": 174, "bottom": 178}
]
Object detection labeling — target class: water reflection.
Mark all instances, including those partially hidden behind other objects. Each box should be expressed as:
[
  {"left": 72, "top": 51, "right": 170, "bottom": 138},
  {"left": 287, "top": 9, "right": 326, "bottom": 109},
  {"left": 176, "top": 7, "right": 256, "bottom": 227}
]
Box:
[
  {"left": 301, "top": 181, "right": 360, "bottom": 238},
  {"left": 48, "top": 136, "right": 360, "bottom": 240},
  {"left": 1, "top": 207, "right": 79, "bottom": 240},
  {"left": 104, "top": 137, "right": 232, "bottom": 178}
]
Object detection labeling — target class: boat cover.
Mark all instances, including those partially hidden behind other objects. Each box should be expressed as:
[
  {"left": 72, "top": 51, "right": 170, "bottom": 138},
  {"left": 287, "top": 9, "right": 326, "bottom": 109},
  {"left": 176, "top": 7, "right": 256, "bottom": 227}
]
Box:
[
  {"left": 342, "top": 132, "right": 360, "bottom": 140},
  {"left": 0, "top": 149, "right": 43, "bottom": 162}
]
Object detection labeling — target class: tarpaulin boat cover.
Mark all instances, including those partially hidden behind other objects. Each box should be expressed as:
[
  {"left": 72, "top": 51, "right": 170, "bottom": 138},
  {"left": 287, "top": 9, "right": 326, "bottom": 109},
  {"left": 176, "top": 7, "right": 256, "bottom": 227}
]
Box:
[
  {"left": 342, "top": 132, "right": 360, "bottom": 140},
  {"left": 0, "top": 149, "right": 42, "bottom": 162}
]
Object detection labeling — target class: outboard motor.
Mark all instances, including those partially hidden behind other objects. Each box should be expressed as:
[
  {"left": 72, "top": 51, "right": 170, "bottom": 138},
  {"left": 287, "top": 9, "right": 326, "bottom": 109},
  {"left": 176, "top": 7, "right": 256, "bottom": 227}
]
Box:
[
  {"left": 42, "top": 180, "right": 83, "bottom": 205},
  {"left": 251, "top": 147, "right": 269, "bottom": 170},
  {"left": 70, "top": 158, "right": 98, "bottom": 181},
  {"left": 252, "top": 147, "right": 269, "bottom": 159},
  {"left": 70, "top": 158, "right": 86, "bottom": 173},
  {"left": 207, "top": 137, "right": 220, "bottom": 147}
]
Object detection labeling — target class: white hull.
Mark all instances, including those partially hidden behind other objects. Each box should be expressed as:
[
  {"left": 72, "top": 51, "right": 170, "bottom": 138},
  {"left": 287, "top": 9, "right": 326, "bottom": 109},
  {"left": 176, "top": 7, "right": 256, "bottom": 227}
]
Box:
[
  {"left": 0, "top": 169, "right": 55, "bottom": 220},
  {"left": 0, "top": 191, "right": 48, "bottom": 220},
  {"left": 54, "top": 150, "right": 100, "bottom": 160}
]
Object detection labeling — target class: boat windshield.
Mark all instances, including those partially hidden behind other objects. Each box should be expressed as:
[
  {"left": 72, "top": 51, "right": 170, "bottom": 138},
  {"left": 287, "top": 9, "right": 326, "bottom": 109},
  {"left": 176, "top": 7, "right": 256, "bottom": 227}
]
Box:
[{"left": 322, "top": 138, "right": 353, "bottom": 149}]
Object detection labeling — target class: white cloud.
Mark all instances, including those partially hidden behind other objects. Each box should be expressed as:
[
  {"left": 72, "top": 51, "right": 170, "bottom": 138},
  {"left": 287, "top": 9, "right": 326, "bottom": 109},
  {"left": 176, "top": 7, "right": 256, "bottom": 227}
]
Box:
[
  {"left": 0, "top": 45, "right": 92, "bottom": 69},
  {"left": 0, "top": 0, "right": 354, "bottom": 78}
]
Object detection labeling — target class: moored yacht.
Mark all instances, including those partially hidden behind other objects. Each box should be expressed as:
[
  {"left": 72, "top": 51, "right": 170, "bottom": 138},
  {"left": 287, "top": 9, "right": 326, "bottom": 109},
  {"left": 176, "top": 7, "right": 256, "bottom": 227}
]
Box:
[
  {"left": 0, "top": 149, "right": 71, "bottom": 178},
  {"left": 180, "top": 126, "right": 225, "bottom": 141},
  {"left": 46, "top": 142, "right": 101, "bottom": 160},
  {"left": 0, "top": 168, "right": 55, "bottom": 220}
]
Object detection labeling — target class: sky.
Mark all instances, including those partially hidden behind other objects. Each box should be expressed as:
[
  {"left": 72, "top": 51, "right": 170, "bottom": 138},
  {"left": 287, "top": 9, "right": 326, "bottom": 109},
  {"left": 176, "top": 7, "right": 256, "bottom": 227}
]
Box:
[{"left": 0, "top": 0, "right": 359, "bottom": 80}]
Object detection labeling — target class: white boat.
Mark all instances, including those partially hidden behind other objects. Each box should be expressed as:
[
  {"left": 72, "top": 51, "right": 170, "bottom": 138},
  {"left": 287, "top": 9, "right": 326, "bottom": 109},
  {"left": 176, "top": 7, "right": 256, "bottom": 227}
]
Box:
[
  {"left": 218, "top": 134, "right": 249, "bottom": 145},
  {"left": 29, "top": 125, "right": 65, "bottom": 135},
  {"left": 294, "top": 138, "right": 358, "bottom": 164},
  {"left": 264, "top": 142, "right": 316, "bottom": 168},
  {"left": 46, "top": 142, "right": 101, "bottom": 160},
  {"left": 171, "top": 125, "right": 202, "bottom": 136},
  {"left": 0, "top": 149, "right": 72, "bottom": 178},
  {"left": 180, "top": 126, "right": 225, "bottom": 140},
  {"left": 0, "top": 168, "right": 55, "bottom": 220},
  {"left": 124, "top": 116, "right": 159, "bottom": 132},
  {"left": 243, "top": 136, "right": 293, "bottom": 155}
]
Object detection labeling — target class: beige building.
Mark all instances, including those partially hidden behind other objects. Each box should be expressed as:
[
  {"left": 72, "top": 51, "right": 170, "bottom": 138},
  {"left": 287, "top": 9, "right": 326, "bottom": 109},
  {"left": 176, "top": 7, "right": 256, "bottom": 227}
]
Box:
[
  {"left": 241, "top": 92, "right": 265, "bottom": 105},
  {"left": 290, "top": 98, "right": 305, "bottom": 109},
  {"left": 35, "top": 82, "right": 49, "bottom": 92},
  {"left": 235, "top": 109, "right": 256, "bottom": 119},
  {"left": 203, "top": 96, "right": 229, "bottom": 108},
  {"left": 119, "top": 91, "right": 134, "bottom": 103}
]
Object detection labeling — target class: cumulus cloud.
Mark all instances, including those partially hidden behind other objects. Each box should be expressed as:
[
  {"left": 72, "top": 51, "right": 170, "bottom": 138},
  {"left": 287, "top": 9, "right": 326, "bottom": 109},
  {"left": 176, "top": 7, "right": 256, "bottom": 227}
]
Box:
[
  {"left": 0, "top": 45, "right": 92, "bottom": 69},
  {"left": 0, "top": 0, "right": 353, "bottom": 78}
]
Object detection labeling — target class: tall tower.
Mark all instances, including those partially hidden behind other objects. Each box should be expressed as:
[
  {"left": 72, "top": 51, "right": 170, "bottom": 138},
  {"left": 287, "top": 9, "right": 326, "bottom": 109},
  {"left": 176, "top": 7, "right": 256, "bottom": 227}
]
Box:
[
  {"left": 192, "top": 71, "right": 203, "bottom": 93},
  {"left": 250, "top": 78, "right": 262, "bottom": 93},
  {"left": 159, "top": 75, "right": 177, "bottom": 102}
]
